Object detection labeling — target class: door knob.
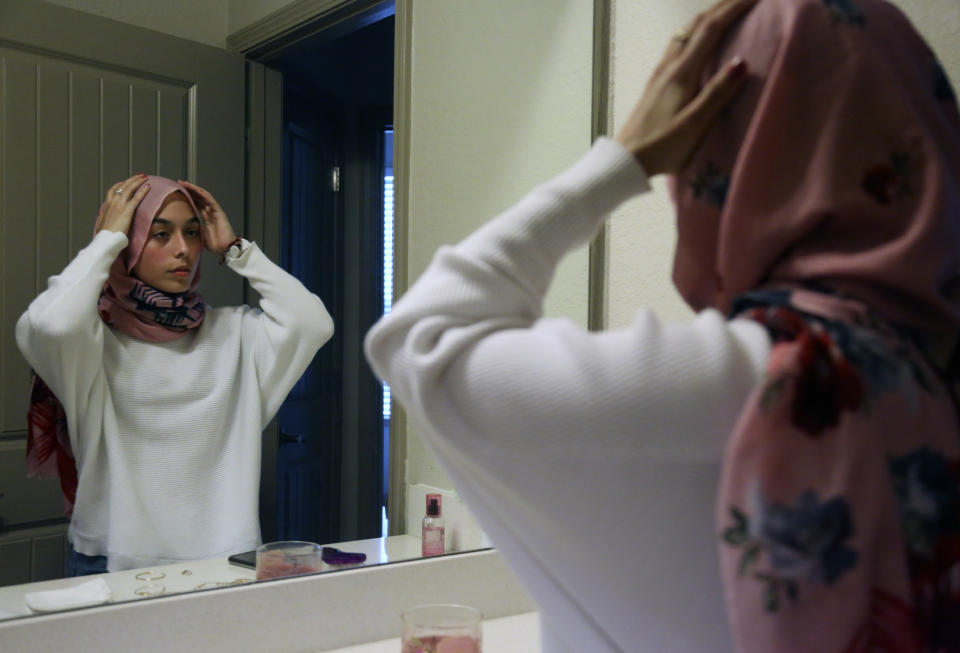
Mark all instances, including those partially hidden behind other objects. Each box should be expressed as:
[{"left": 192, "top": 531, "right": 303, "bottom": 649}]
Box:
[{"left": 279, "top": 429, "right": 305, "bottom": 445}]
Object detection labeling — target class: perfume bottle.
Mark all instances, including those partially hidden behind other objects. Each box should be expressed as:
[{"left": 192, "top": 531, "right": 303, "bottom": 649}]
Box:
[{"left": 421, "top": 493, "right": 445, "bottom": 557}]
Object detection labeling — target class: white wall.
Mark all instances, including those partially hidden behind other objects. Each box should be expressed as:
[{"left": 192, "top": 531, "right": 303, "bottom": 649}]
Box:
[
  {"left": 606, "top": 0, "right": 960, "bottom": 328},
  {"left": 402, "top": 0, "right": 594, "bottom": 491},
  {"left": 42, "top": 0, "right": 229, "bottom": 48}
]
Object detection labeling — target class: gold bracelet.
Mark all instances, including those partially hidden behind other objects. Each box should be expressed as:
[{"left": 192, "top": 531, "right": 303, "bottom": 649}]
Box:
[
  {"left": 134, "top": 583, "right": 165, "bottom": 597},
  {"left": 134, "top": 570, "right": 166, "bottom": 581}
]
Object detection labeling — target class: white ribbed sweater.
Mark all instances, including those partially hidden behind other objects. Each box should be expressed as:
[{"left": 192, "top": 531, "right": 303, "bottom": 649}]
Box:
[
  {"left": 16, "top": 232, "right": 334, "bottom": 571},
  {"left": 365, "top": 138, "right": 772, "bottom": 653}
]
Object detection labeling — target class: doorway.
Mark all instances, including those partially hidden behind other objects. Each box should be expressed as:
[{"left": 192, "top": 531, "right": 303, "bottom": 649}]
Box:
[{"left": 253, "top": 9, "right": 395, "bottom": 546}]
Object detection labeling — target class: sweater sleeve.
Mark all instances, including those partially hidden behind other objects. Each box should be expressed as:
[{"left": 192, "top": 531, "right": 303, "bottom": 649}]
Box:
[
  {"left": 363, "top": 138, "right": 772, "bottom": 651},
  {"left": 365, "top": 136, "right": 770, "bottom": 461},
  {"left": 226, "top": 241, "right": 334, "bottom": 423},
  {"left": 16, "top": 230, "right": 128, "bottom": 414}
]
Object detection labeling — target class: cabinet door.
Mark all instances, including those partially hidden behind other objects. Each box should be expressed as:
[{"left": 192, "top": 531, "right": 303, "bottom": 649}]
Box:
[
  {"left": 0, "top": 523, "right": 68, "bottom": 587},
  {"left": 0, "top": 1, "right": 245, "bottom": 524}
]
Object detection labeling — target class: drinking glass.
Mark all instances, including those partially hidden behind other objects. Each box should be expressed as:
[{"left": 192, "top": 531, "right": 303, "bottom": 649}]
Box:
[
  {"left": 255, "top": 541, "right": 323, "bottom": 580},
  {"left": 401, "top": 604, "right": 482, "bottom": 653}
]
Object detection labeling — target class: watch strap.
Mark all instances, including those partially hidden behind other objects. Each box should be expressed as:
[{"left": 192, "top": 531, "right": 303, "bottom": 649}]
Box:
[{"left": 220, "top": 237, "right": 245, "bottom": 265}]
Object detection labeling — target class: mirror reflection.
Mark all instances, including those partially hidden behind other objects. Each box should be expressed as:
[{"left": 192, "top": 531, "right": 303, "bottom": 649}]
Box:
[{"left": 0, "top": 0, "right": 488, "bottom": 621}]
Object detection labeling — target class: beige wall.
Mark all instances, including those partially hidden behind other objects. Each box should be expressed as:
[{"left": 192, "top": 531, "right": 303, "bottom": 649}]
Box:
[
  {"left": 34, "top": 0, "right": 310, "bottom": 47},
  {"left": 41, "top": 0, "right": 230, "bottom": 47},
  {"left": 402, "top": 0, "right": 594, "bottom": 491},
  {"left": 227, "top": 0, "right": 297, "bottom": 35},
  {"left": 606, "top": 0, "right": 960, "bottom": 327}
]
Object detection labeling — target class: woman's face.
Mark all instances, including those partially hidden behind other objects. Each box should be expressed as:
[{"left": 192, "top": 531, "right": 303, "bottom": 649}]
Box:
[{"left": 131, "top": 195, "right": 203, "bottom": 294}]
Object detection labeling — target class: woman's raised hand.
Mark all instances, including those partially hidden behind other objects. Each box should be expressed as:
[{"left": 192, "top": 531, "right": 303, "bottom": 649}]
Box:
[
  {"left": 615, "top": 0, "right": 757, "bottom": 177},
  {"left": 176, "top": 180, "right": 238, "bottom": 254},
  {"left": 95, "top": 174, "right": 150, "bottom": 235}
]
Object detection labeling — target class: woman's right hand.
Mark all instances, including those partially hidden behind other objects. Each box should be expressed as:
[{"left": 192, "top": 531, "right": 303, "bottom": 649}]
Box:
[
  {"left": 614, "top": 0, "right": 757, "bottom": 176},
  {"left": 94, "top": 174, "right": 150, "bottom": 235}
]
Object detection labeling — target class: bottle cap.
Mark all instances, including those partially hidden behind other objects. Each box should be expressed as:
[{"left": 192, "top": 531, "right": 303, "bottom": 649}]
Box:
[{"left": 426, "top": 493, "right": 442, "bottom": 517}]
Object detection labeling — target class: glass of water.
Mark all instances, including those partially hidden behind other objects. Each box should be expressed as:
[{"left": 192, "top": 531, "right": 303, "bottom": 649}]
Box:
[{"left": 401, "top": 603, "right": 482, "bottom": 653}]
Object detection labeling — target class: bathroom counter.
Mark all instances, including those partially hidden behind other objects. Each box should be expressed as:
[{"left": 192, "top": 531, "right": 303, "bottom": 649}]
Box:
[
  {"left": 0, "top": 547, "right": 537, "bottom": 652},
  {"left": 320, "top": 611, "right": 540, "bottom": 652},
  {"left": 0, "top": 534, "right": 425, "bottom": 619}
]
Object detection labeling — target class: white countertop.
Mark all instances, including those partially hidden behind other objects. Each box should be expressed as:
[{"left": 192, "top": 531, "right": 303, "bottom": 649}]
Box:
[
  {"left": 0, "top": 534, "right": 424, "bottom": 618},
  {"left": 0, "top": 548, "right": 538, "bottom": 652},
  {"left": 324, "top": 612, "right": 540, "bottom": 653}
]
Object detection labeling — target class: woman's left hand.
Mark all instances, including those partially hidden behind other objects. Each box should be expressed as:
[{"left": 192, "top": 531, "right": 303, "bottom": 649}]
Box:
[{"left": 177, "top": 180, "right": 238, "bottom": 254}]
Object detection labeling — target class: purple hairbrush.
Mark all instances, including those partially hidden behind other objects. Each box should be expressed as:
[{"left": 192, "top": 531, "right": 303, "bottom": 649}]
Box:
[{"left": 322, "top": 546, "right": 367, "bottom": 565}]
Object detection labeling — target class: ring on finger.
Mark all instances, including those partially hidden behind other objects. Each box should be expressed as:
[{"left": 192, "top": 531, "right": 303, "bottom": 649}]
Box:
[
  {"left": 672, "top": 29, "right": 692, "bottom": 44},
  {"left": 114, "top": 187, "right": 124, "bottom": 195}
]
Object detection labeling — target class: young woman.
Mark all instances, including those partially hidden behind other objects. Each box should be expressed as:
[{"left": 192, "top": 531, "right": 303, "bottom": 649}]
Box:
[
  {"left": 18, "top": 174, "right": 334, "bottom": 574},
  {"left": 365, "top": 0, "right": 960, "bottom": 650}
]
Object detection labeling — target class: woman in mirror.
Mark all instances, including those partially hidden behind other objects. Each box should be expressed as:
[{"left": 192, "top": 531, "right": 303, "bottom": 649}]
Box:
[
  {"left": 366, "top": 0, "right": 960, "bottom": 650},
  {"left": 17, "top": 175, "right": 334, "bottom": 575}
]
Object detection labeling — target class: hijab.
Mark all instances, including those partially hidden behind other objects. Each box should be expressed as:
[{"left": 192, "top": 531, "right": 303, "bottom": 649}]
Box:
[
  {"left": 689, "top": 1, "right": 960, "bottom": 650},
  {"left": 671, "top": 0, "right": 960, "bottom": 334}
]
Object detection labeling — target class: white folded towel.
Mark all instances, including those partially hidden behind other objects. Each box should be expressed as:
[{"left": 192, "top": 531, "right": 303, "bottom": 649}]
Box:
[{"left": 25, "top": 577, "right": 112, "bottom": 612}]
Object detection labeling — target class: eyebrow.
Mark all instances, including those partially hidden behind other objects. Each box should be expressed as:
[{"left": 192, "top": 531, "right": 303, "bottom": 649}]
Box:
[{"left": 151, "top": 216, "right": 201, "bottom": 226}]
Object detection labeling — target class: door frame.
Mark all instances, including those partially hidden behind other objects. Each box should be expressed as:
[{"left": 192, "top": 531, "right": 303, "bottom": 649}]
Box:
[{"left": 238, "top": 0, "right": 410, "bottom": 535}]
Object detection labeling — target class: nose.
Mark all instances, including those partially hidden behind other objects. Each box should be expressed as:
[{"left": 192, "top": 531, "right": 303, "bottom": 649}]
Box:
[{"left": 172, "top": 231, "right": 189, "bottom": 258}]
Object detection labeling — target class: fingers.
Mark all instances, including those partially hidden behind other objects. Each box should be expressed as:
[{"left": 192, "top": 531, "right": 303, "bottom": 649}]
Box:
[
  {"left": 654, "top": 0, "right": 755, "bottom": 87},
  {"left": 132, "top": 179, "right": 151, "bottom": 199},
  {"left": 681, "top": 0, "right": 757, "bottom": 72},
  {"left": 96, "top": 175, "right": 150, "bottom": 234},
  {"left": 663, "top": 9, "right": 706, "bottom": 60},
  {"left": 105, "top": 174, "right": 147, "bottom": 202},
  {"left": 177, "top": 180, "right": 216, "bottom": 204},
  {"left": 677, "top": 56, "right": 749, "bottom": 145}
]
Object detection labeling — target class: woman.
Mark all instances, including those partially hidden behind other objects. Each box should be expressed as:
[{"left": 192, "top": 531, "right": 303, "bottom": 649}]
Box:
[
  {"left": 365, "top": 0, "right": 960, "bottom": 651},
  {"left": 17, "top": 174, "right": 334, "bottom": 574}
]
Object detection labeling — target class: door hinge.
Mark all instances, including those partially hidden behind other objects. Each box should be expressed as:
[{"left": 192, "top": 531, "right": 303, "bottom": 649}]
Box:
[{"left": 331, "top": 166, "right": 341, "bottom": 192}]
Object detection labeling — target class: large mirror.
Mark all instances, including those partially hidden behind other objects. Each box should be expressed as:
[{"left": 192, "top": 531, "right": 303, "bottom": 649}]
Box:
[{"left": 0, "top": 0, "right": 596, "bottom": 619}]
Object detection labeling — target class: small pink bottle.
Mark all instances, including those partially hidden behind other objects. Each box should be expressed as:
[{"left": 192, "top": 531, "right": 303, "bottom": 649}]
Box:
[{"left": 421, "top": 493, "right": 445, "bottom": 557}]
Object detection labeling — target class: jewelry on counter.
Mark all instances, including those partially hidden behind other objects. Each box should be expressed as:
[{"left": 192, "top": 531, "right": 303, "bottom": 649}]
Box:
[
  {"left": 134, "top": 583, "right": 166, "bottom": 597},
  {"left": 181, "top": 569, "right": 193, "bottom": 576},
  {"left": 193, "top": 578, "right": 253, "bottom": 590},
  {"left": 134, "top": 570, "right": 166, "bottom": 581}
]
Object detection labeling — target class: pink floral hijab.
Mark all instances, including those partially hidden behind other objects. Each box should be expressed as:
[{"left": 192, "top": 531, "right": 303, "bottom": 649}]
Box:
[
  {"left": 677, "top": 0, "right": 960, "bottom": 650},
  {"left": 26, "top": 177, "right": 207, "bottom": 516}
]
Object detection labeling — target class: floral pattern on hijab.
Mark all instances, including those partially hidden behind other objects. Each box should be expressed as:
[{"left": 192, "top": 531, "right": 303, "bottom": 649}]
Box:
[
  {"left": 673, "top": 0, "right": 960, "bottom": 650},
  {"left": 720, "top": 288, "right": 960, "bottom": 651}
]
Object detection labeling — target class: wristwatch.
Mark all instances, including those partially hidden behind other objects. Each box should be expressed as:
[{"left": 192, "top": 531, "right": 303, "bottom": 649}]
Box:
[{"left": 221, "top": 237, "right": 246, "bottom": 264}]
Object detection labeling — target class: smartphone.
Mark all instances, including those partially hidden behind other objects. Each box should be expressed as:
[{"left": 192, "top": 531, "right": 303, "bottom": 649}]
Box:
[{"left": 227, "top": 550, "right": 256, "bottom": 569}]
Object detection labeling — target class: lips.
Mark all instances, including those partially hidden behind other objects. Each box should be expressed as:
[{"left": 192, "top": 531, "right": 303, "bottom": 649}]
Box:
[{"left": 170, "top": 266, "right": 192, "bottom": 277}]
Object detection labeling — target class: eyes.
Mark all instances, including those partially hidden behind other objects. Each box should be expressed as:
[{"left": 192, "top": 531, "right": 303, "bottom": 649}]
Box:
[{"left": 151, "top": 228, "right": 202, "bottom": 242}]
